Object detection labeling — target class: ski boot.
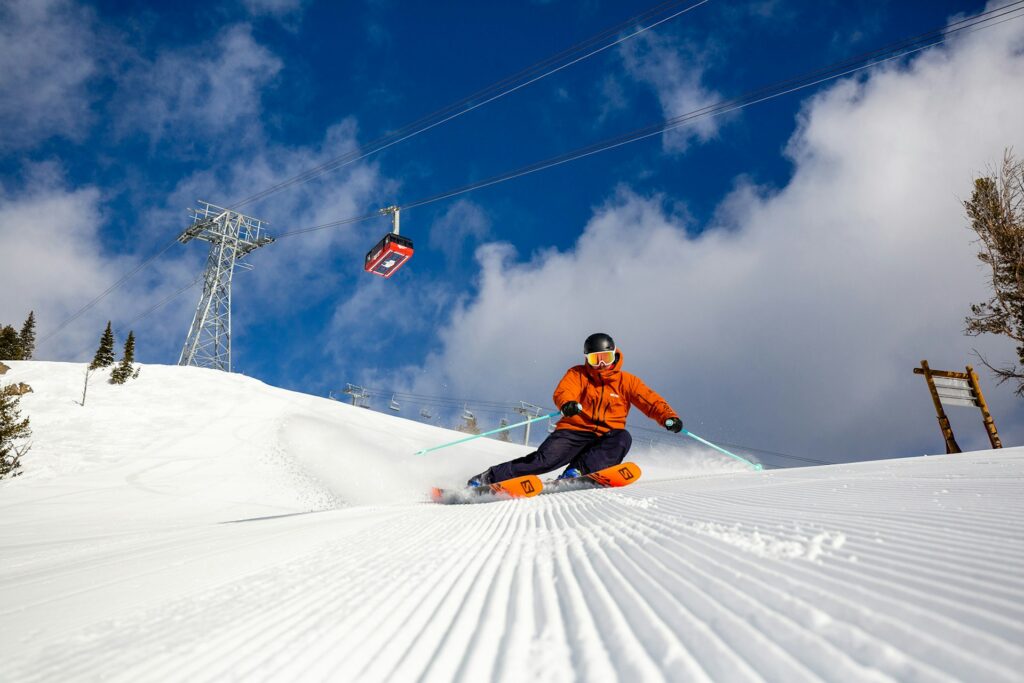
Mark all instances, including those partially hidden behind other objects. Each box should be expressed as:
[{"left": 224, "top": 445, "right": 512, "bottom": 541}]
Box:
[{"left": 557, "top": 467, "right": 581, "bottom": 480}]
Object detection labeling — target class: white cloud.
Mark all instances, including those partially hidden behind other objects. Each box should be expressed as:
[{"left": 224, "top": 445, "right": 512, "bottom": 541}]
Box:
[
  {"left": 0, "top": 0, "right": 99, "bottom": 149},
  {"left": 428, "top": 200, "right": 492, "bottom": 268},
  {"left": 618, "top": 32, "right": 723, "bottom": 152},
  {"left": 388, "top": 17, "right": 1024, "bottom": 463},
  {"left": 114, "top": 24, "right": 282, "bottom": 146},
  {"left": 241, "top": 0, "right": 308, "bottom": 19},
  {"left": 149, "top": 118, "right": 396, "bottom": 367},
  {"left": 0, "top": 115, "right": 389, "bottom": 366},
  {"left": 0, "top": 164, "right": 196, "bottom": 362}
]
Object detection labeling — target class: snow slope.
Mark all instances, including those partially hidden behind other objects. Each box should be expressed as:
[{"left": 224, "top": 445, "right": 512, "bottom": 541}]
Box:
[{"left": 1, "top": 361, "right": 1022, "bottom": 682}]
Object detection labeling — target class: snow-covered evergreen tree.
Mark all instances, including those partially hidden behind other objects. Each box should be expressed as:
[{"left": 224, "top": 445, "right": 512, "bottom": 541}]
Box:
[
  {"left": 0, "top": 384, "right": 31, "bottom": 479},
  {"left": 18, "top": 312, "right": 36, "bottom": 361},
  {"left": 110, "top": 331, "right": 137, "bottom": 385},
  {"left": 0, "top": 325, "right": 20, "bottom": 361},
  {"left": 89, "top": 322, "right": 116, "bottom": 370}
]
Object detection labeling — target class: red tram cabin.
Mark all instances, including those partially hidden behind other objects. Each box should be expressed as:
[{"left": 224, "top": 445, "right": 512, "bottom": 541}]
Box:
[
  {"left": 364, "top": 232, "right": 414, "bottom": 278},
  {"left": 364, "top": 205, "right": 414, "bottom": 278}
]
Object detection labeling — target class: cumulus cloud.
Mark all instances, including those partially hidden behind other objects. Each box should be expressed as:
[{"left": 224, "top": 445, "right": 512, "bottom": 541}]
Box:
[
  {"left": 114, "top": 24, "right": 282, "bottom": 147},
  {"left": 429, "top": 200, "right": 492, "bottom": 268},
  {"left": 0, "top": 0, "right": 99, "bottom": 149},
  {"left": 162, "top": 119, "right": 391, "bottom": 297},
  {"left": 0, "top": 164, "right": 196, "bottom": 362},
  {"left": 618, "top": 32, "right": 723, "bottom": 152},
  {"left": 388, "top": 17, "right": 1024, "bottom": 462},
  {"left": 0, "top": 114, "right": 389, "bottom": 366}
]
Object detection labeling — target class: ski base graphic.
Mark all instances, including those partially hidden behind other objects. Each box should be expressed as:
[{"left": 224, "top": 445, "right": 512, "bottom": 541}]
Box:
[
  {"left": 431, "top": 474, "right": 543, "bottom": 504},
  {"left": 543, "top": 461, "right": 642, "bottom": 494}
]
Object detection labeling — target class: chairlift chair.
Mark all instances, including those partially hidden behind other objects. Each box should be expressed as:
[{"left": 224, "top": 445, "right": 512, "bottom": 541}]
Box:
[
  {"left": 389, "top": 394, "right": 401, "bottom": 412},
  {"left": 419, "top": 407, "right": 433, "bottom": 420}
]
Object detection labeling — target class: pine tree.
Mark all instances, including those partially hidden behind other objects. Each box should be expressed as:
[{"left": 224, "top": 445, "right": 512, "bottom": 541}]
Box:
[
  {"left": 0, "top": 384, "right": 31, "bottom": 479},
  {"left": 964, "top": 149, "right": 1024, "bottom": 394},
  {"left": 110, "top": 331, "right": 136, "bottom": 385},
  {"left": 0, "top": 325, "right": 20, "bottom": 361},
  {"left": 18, "top": 311, "right": 36, "bottom": 361},
  {"left": 89, "top": 322, "right": 116, "bottom": 370}
]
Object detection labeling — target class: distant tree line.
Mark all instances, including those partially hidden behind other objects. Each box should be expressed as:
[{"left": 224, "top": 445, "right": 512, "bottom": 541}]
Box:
[{"left": 0, "top": 312, "right": 36, "bottom": 361}]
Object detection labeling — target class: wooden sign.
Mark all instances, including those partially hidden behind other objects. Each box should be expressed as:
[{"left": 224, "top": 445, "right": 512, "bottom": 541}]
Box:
[{"left": 914, "top": 361, "right": 1001, "bottom": 453}]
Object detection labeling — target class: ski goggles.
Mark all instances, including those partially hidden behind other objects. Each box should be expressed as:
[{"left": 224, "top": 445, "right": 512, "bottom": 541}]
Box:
[{"left": 585, "top": 349, "right": 616, "bottom": 367}]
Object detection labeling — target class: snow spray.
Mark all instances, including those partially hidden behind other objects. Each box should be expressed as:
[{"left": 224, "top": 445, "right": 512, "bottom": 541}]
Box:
[
  {"left": 415, "top": 411, "right": 561, "bottom": 455},
  {"left": 682, "top": 429, "right": 763, "bottom": 471}
]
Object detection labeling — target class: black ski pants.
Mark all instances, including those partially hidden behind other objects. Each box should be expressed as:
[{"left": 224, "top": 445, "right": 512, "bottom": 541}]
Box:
[{"left": 488, "top": 428, "right": 632, "bottom": 482}]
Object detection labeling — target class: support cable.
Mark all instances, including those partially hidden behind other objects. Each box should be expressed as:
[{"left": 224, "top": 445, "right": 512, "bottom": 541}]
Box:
[
  {"left": 347, "top": 384, "right": 819, "bottom": 466},
  {"left": 229, "top": 0, "right": 713, "bottom": 209},
  {"left": 35, "top": 0, "right": 711, "bottom": 349},
  {"left": 70, "top": 277, "right": 202, "bottom": 362},
  {"left": 279, "top": 1, "right": 1024, "bottom": 238},
  {"left": 37, "top": 2, "right": 1024, "bottom": 348},
  {"left": 38, "top": 236, "right": 181, "bottom": 347}
]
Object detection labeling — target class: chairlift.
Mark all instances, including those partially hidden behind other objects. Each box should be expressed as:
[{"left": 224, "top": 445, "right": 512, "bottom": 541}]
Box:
[
  {"left": 364, "top": 206, "right": 414, "bottom": 278},
  {"left": 419, "top": 407, "right": 433, "bottom": 420},
  {"left": 461, "top": 405, "right": 475, "bottom": 421},
  {"left": 389, "top": 394, "right": 401, "bottom": 412}
]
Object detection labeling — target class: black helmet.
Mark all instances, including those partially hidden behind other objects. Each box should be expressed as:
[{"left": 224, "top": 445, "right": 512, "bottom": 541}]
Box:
[{"left": 584, "top": 333, "right": 615, "bottom": 354}]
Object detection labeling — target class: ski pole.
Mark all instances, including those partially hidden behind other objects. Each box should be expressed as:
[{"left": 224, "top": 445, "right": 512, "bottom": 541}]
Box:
[
  {"left": 681, "top": 428, "right": 764, "bottom": 471},
  {"left": 415, "top": 411, "right": 560, "bottom": 455}
]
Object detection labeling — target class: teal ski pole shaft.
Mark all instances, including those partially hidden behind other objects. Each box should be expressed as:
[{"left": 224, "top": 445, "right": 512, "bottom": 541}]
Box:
[
  {"left": 681, "top": 428, "right": 763, "bottom": 471},
  {"left": 415, "top": 411, "right": 560, "bottom": 455}
]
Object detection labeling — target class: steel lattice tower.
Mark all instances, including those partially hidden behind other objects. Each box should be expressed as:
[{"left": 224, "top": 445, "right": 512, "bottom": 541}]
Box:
[{"left": 177, "top": 201, "right": 273, "bottom": 372}]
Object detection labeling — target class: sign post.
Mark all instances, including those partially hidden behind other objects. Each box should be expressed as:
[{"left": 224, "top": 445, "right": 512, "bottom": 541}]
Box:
[
  {"left": 913, "top": 361, "right": 1001, "bottom": 453},
  {"left": 967, "top": 366, "right": 1002, "bottom": 449}
]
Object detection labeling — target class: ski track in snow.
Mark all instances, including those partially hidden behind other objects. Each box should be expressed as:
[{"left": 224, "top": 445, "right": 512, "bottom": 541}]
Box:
[
  {"left": 6, "top": 461, "right": 1024, "bottom": 683},
  {"left": 1, "top": 362, "right": 1023, "bottom": 682}
]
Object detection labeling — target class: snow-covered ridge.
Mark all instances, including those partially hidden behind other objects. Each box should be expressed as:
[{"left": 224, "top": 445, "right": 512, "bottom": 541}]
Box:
[{"left": 1, "top": 361, "right": 1021, "bottom": 681}]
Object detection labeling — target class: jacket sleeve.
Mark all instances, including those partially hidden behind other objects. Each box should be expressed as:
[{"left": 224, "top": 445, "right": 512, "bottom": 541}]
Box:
[
  {"left": 552, "top": 367, "right": 584, "bottom": 409},
  {"left": 625, "top": 373, "right": 678, "bottom": 424}
]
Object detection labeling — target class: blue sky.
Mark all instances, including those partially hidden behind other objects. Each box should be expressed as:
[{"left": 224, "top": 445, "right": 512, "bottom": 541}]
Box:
[{"left": 2, "top": 0, "right": 1023, "bottom": 465}]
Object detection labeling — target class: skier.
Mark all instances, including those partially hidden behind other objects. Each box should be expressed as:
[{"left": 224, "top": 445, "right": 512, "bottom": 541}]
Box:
[{"left": 468, "top": 333, "right": 683, "bottom": 486}]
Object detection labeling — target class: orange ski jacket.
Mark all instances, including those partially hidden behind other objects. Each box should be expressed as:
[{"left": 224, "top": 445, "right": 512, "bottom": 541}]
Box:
[{"left": 552, "top": 349, "right": 679, "bottom": 434}]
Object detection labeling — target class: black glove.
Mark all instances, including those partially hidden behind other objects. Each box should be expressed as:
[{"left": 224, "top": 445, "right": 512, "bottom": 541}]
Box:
[
  {"left": 664, "top": 417, "right": 683, "bottom": 433},
  {"left": 560, "top": 401, "right": 583, "bottom": 417}
]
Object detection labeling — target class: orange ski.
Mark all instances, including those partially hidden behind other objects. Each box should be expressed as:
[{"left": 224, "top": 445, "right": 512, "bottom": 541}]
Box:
[
  {"left": 543, "top": 461, "right": 642, "bottom": 494},
  {"left": 431, "top": 474, "right": 543, "bottom": 504},
  {"left": 587, "top": 461, "right": 642, "bottom": 487}
]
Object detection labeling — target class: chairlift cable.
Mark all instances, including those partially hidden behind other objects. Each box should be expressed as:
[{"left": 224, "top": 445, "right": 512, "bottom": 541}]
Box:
[
  {"left": 354, "top": 383, "right": 819, "bottom": 465},
  {"left": 67, "top": 276, "right": 201, "bottom": 362},
  {"left": 228, "top": 0, "right": 713, "bottom": 210},
  {"left": 39, "top": 236, "right": 182, "bottom": 348},
  {"left": 278, "top": 2, "right": 1024, "bottom": 238},
  {"left": 36, "top": 0, "right": 711, "bottom": 348},
  {"left": 37, "top": 3, "right": 1023, "bottom": 347}
]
